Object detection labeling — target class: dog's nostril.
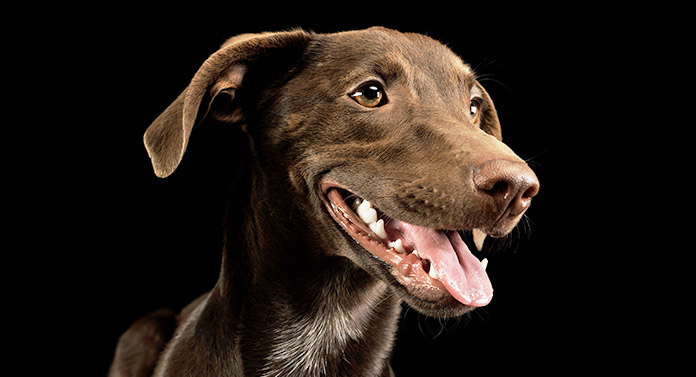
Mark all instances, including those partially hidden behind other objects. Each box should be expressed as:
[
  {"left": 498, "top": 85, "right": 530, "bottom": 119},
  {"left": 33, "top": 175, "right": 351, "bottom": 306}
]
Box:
[
  {"left": 487, "top": 181, "right": 510, "bottom": 199},
  {"left": 474, "top": 159, "right": 540, "bottom": 216},
  {"left": 521, "top": 184, "right": 539, "bottom": 200}
]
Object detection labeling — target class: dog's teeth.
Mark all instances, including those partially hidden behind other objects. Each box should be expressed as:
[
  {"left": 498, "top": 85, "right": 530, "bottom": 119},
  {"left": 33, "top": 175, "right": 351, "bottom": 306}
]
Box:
[
  {"left": 481, "top": 258, "right": 488, "bottom": 270},
  {"left": 352, "top": 198, "right": 362, "bottom": 211},
  {"left": 412, "top": 250, "right": 420, "bottom": 258},
  {"left": 472, "top": 229, "right": 487, "bottom": 251},
  {"left": 369, "top": 219, "right": 387, "bottom": 239},
  {"left": 429, "top": 265, "right": 439, "bottom": 280},
  {"left": 357, "top": 199, "right": 378, "bottom": 224},
  {"left": 388, "top": 239, "right": 406, "bottom": 254}
]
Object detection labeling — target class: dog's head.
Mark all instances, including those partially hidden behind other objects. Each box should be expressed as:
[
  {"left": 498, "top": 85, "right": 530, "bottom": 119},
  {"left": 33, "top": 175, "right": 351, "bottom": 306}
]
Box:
[{"left": 145, "top": 27, "right": 539, "bottom": 317}]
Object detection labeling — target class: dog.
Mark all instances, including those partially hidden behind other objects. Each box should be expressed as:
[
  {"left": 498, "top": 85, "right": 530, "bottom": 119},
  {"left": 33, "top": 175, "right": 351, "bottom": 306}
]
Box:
[{"left": 109, "top": 27, "right": 539, "bottom": 377}]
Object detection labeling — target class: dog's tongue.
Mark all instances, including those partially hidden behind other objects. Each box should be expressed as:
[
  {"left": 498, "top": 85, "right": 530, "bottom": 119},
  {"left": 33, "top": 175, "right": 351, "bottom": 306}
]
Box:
[{"left": 397, "top": 222, "right": 493, "bottom": 307}]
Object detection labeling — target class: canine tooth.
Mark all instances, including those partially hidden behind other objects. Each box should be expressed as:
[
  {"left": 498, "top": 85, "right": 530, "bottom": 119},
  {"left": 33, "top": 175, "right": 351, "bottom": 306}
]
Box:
[
  {"left": 481, "top": 258, "right": 488, "bottom": 270},
  {"left": 369, "top": 219, "right": 387, "bottom": 239},
  {"left": 412, "top": 250, "right": 420, "bottom": 258},
  {"left": 473, "top": 229, "right": 487, "bottom": 251},
  {"left": 357, "top": 199, "right": 377, "bottom": 224},
  {"left": 388, "top": 239, "right": 406, "bottom": 254},
  {"left": 429, "top": 265, "right": 439, "bottom": 280}
]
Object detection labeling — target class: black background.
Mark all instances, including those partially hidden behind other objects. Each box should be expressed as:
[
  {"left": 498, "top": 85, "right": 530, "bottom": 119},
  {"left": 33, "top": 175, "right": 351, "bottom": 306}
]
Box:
[{"left": 19, "top": 5, "right": 679, "bottom": 376}]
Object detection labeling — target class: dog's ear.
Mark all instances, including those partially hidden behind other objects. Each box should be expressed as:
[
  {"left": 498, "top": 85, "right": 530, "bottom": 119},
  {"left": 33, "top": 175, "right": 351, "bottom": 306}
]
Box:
[
  {"left": 144, "top": 30, "right": 312, "bottom": 178},
  {"left": 475, "top": 83, "right": 503, "bottom": 141}
]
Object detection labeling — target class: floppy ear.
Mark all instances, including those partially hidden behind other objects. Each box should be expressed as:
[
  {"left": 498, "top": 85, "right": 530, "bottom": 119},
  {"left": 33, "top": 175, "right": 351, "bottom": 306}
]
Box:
[
  {"left": 143, "top": 30, "right": 312, "bottom": 178},
  {"left": 474, "top": 82, "right": 503, "bottom": 141}
]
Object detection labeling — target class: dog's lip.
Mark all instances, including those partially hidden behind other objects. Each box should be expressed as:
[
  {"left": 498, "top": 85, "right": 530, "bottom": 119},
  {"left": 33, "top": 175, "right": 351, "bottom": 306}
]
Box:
[
  {"left": 320, "top": 184, "right": 448, "bottom": 303},
  {"left": 319, "top": 181, "right": 492, "bottom": 307}
]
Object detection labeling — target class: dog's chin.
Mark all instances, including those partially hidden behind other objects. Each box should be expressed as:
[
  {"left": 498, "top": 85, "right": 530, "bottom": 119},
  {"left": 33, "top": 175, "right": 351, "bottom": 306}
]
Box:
[{"left": 320, "top": 183, "right": 494, "bottom": 317}]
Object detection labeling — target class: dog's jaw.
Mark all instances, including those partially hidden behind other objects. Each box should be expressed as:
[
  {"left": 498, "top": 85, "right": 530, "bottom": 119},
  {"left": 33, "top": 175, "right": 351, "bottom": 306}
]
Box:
[{"left": 320, "top": 182, "right": 493, "bottom": 315}]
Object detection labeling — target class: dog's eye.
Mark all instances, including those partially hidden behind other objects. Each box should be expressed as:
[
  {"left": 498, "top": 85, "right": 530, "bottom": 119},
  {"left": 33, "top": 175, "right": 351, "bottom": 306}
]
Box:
[
  {"left": 351, "top": 84, "right": 385, "bottom": 108},
  {"left": 470, "top": 98, "right": 482, "bottom": 123}
]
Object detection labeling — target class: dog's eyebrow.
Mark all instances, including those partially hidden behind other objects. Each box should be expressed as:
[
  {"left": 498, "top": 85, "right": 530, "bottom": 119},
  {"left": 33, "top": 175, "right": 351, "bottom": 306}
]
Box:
[
  {"left": 373, "top": 54, "right": 408, "bottom": 84},
  {"left": 470, "top": 84, "right": 483, "bottom": 98},
  {"left": 339, "top": 53, "right": 408, "bottom": 89}
]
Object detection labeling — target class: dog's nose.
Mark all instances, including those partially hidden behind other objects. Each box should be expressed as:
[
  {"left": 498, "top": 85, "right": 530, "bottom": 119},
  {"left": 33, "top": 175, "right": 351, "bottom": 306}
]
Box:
[{"left": 473, "top": 159, "right": 540, "bottom": 216}]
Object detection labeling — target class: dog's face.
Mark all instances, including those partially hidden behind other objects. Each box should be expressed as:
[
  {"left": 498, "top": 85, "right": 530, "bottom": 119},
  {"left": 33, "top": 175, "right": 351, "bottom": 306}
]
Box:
[{"left": 145, "top": 27, "right": 539, "bottom": 318}]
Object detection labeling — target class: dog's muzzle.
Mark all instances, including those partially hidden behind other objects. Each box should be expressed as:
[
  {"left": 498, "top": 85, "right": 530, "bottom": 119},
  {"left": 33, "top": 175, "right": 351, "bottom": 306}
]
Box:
[{"left": 322, "top": 185, "right": 493, "bottom": 307}]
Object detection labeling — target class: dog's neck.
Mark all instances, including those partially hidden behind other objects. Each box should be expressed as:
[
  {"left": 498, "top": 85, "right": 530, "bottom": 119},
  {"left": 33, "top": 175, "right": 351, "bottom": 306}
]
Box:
[
  {"left": 248, "top": 262, "right": 399, "bottom": 376},
  {"left": 212, "top": 162, "right": 401, "bottom": 376}
]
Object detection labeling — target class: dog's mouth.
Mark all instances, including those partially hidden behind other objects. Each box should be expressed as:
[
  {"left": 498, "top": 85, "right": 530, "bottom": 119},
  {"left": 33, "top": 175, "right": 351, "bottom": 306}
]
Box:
[{"left": 321, "top": 184, "right": 493, "bottom": 308}]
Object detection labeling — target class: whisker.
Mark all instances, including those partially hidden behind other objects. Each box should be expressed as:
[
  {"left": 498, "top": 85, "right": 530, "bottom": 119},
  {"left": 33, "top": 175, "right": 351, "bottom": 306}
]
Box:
[
  {"left": 471, "top": 306, "right": 490, "bottom": 322},
  {"left": 472, "top": 58, "right": 508, "bottom": 77},
  {"left": 342, "top": 191, "right": 359, "bottom": 202},
  {"left": 416, "top": 312, "right": 427, "bottom": 338},
  {"left": 524, "top": 148, "right": 549, "bottom": 168},
  {"left": 374, "top": 290, "right": 396, "bottom": 308},
  {"left": 477, "top": 76, "right": 512, "bottom": 93},
  {"left": 521, "top": 214, "right": 535, "bottom": 238},
  {"left": 400, "top": 304, "right": 413, "bottom": 330}
]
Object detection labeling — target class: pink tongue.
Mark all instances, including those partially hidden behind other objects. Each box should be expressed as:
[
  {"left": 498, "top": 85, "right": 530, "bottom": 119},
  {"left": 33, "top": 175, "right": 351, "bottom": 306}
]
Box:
[{"left": 397, "top": 223, "right": 493, "bottom": 307}]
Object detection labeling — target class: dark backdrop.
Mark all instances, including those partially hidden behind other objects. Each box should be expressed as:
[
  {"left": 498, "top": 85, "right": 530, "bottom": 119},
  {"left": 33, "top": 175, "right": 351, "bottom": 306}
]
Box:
[{"left": 30, "top": 7, "right": 669, "bottom": 376}]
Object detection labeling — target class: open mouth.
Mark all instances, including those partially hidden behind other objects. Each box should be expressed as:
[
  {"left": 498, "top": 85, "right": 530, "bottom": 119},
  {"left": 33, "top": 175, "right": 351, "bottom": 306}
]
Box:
[{"left": 322, "top": 184, "right": 493, "bottom": 308}]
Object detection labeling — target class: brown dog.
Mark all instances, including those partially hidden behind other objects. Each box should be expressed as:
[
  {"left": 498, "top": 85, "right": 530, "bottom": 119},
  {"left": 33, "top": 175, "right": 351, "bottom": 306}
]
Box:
[{"left": 109, "top": 27, "right": 539, "bottom": 377}]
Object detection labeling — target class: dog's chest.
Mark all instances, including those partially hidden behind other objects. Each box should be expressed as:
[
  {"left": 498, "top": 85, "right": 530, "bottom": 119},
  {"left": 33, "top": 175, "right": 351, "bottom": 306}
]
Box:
[
  {"left": 261, "top": 311, "right": 365, "bottom": 375},
  {"left": 258, "top": 285, "right": 395, "bottom": 376}
]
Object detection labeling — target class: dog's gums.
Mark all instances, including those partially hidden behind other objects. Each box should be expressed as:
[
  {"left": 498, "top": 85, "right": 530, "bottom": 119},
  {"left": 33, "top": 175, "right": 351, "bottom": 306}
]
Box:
[{"left": 323, "top": 186, "right": 493, "bottom": 308}]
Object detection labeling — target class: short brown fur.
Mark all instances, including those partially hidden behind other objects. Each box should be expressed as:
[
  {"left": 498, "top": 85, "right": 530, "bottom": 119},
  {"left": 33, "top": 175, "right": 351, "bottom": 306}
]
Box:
[{"left": 109, "top": 27, "right": 538, "bottom": 377}]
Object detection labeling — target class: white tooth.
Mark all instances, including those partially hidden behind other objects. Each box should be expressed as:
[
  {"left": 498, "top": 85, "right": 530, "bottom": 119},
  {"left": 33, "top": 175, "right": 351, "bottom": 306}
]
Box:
[
  {"left": 357, "top": 199, "right": 377, "bottom": 224},
  {"left": 369, "top": 219, "right": 387, "bottom": 239},
  {"left": 473, "top": 229, "right": 487, "bottom": 251},
  {"left": 481, "top": 258, "right": 488, "bottom": 270},
  {"left": 388, "top": 239, "right": 406, "bottom": 254},
  {"left": 351, "top": 198, "right": 362, "bottom": 211},
  {"left": 429, "top": 265, "right": 439, "bottom": 280},
  {"left": 412, "top": 250, "right": 420, "bottom": 258}
]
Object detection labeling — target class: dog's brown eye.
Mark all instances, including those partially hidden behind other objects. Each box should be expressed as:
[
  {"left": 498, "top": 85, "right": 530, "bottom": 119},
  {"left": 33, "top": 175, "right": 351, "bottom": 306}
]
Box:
[
  {"left": 351, "top": 84, "right": 385, "bottom": 108},
  {"left": 470, "top": 98, "right": 482, "bottom": 123}
]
